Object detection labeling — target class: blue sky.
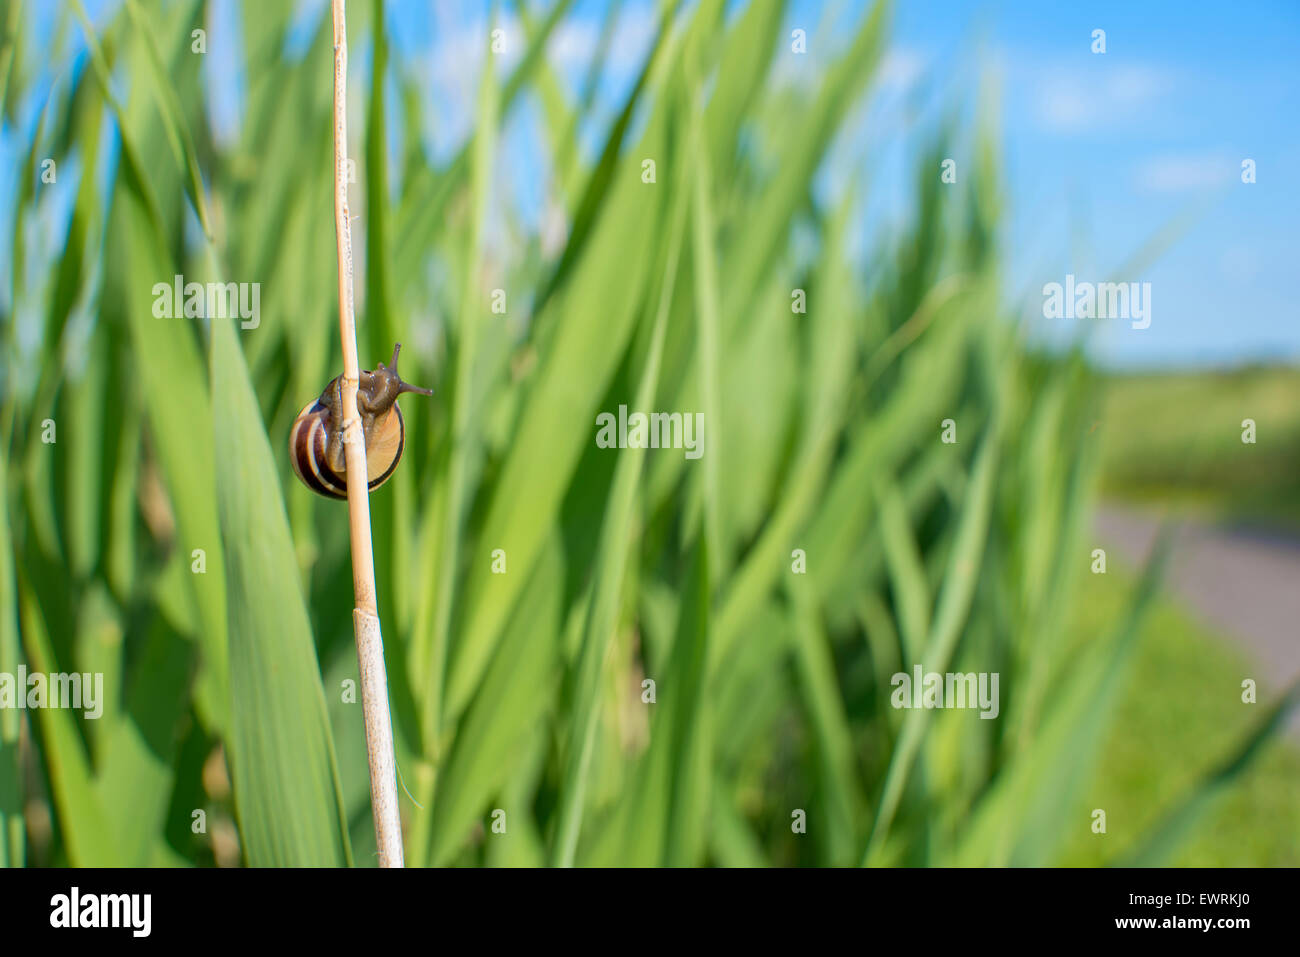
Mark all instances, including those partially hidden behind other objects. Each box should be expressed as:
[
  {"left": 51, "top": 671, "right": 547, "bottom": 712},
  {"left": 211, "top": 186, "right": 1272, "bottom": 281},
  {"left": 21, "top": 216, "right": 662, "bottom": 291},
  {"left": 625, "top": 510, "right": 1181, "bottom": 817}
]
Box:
[
  {"left": 4, "top": 0, "right": 1298, "bottom": 369},
  {"left": 930, "top": 0, "right": 1300, "bottom": 368}
]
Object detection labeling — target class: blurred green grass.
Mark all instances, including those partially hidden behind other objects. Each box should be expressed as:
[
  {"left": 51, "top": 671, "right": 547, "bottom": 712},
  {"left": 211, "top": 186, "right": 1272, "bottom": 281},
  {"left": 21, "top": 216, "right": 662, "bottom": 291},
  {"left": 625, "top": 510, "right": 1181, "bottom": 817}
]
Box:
[
  {"left": 1098, "top": 366, "right": 1300, "bottom": 526},
  {"left": 1060, "top": 561, "right": 1300, "bottom": 867},
  {"left": 1, "top": 0, "right": 1294, "bottom": 868},
  {"left": 1084, "top": 365, "right": 1300, "bottom": 864}
]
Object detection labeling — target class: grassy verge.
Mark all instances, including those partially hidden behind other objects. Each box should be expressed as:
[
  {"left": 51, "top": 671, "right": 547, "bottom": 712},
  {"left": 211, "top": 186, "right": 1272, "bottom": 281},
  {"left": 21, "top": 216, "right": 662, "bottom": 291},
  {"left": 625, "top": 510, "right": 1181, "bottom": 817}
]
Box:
[
  {"left": 1059, "top": 560, "right": 1300, "bottom": 866},
  {"left": 1098, "top": 366, "right": 1300, "bottom": 527}
]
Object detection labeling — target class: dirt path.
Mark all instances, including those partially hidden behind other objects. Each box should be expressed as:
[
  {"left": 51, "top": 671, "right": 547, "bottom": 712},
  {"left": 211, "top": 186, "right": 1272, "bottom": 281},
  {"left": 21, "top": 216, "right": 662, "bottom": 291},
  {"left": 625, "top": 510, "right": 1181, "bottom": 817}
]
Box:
[{"left": 1095, "top": 503, "right": 1300, "bottom": 733}]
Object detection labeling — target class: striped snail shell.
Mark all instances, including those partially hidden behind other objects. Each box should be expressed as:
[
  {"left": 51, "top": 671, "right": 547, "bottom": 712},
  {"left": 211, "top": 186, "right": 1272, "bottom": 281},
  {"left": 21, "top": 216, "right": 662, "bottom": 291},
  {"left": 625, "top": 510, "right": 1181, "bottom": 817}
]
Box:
[{"left": 289, "top": 342, "right": 433, "bottom": 499}]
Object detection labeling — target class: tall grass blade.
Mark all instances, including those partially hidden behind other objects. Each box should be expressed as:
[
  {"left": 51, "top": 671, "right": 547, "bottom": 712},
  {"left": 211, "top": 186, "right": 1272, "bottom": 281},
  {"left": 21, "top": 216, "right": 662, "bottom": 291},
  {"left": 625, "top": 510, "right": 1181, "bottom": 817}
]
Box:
[
  {"left": 0, "top": 441, "right": 23, "bottom": 867},
  {"left": 549, "top": 177, "right": 685, "bottom": 866},
  {"left": 211, "top": 320, "right": 352, "bottom": 867}
]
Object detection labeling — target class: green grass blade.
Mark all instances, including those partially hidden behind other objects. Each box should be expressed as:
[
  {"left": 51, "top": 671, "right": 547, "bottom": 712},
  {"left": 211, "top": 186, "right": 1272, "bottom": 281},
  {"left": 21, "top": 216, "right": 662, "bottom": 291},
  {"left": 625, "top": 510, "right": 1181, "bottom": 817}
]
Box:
[
  {"left": 122, "top": 0, "right": 213, "bottom": 237},
  {"left": 873, "top": 476, "right": 931, "bottom": 661},
  {"left": 709, "top": 775, "right": 768, "bottom": 867},
  {"left": 429, "top": 536, "right": 564, "bottom": 865},
  {"left": 788, "top": 595, "right": 861, "bottom": 865},
  {"left": 703, "top": 0, "right": 786, "bottom": 175},
  {"left": 15, "top": 573, "right": 117, "bottom": 866},
  {"left": 527, "top": 14, "right": 668, "bottom": 323},
  {"left": 713, "top": 312, "right": 970, "bottom": 672},
  {"left": 445, "top": 24, "right": 683, "bottom": 721},
  {"left": 720, "top": 0, "right": 890, "bottom": 336},
  {"left": 211, "top": 320, "right": 352, "bottom": 867},
  {"left": 686, "top": 73, "right": 725, "bottom": 581},
  {"left": 549, "top": 177, "right": 686, "bottom": 866},
  {"left": 862, "top": 406, "right": 1002, "bottom": 865},
  {"left": 0, "top": 440, "right": 23, "bottom": 866},
  {"left": 116, "top": 192, "right": 229, "bottom": 736},
  {"left": 68, "top": 0, "right": 165, "bottom": 237},
  {"left": 392, "top": 0, "right": 574, "bottom": 286},
  {"left": 946, "top": 528, "right": 1174, "bottom": 866},
  {"left": 407, "top": 27, "right": 500, "bottom": 863},
  {"left": 661, "top": 538, "right": 712, "bottom": 867},
  {"left": 0, "top": 0, "right": 22, "bottom": 122},
  {"left": 520, "top": 0, "right": 625, "bottom": 207},
  {"left": 364, "top": 0, "right": 396, "bottom": 361},
  {"left": 92, "top": 615, "right": 193, "bottom": 866},
  {"left": 1120, "top": 678, "right": 1300, "bottom": 867}
]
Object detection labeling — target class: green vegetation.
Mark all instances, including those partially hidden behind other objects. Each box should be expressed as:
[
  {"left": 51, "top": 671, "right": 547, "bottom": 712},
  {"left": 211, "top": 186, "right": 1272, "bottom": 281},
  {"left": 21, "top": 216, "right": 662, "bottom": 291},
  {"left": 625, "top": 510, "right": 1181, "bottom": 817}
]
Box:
[
  {"left": 1098, "top": 366, "right": 1300, "bottom": 525},
  {"left": 1060, "top": 561, "right": 1300, "bottom": 867},
  {"left": 1, "top": 0, "right": 1293, "bottom": 868},
  {"left": 1090, "top": 364, "right": 1300, "bottom": 864}
]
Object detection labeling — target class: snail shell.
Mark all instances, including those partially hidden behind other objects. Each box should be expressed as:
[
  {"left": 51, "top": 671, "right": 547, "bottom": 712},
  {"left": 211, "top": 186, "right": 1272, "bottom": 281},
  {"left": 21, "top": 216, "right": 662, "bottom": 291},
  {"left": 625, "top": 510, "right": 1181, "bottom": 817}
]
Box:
[
  {"left": 289, "top": 396, "right": 405, "bottom": 499},
  {"left": 289, "top": 343, "right": 432, "bottom": 500}
]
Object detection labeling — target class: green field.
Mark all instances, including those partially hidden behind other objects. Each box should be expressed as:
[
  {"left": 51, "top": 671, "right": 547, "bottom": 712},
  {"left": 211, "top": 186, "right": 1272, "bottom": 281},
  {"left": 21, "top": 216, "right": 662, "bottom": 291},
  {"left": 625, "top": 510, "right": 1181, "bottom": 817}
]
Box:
[{"left": 1098, "top": 366, "right": 1300, "bottom": 525}]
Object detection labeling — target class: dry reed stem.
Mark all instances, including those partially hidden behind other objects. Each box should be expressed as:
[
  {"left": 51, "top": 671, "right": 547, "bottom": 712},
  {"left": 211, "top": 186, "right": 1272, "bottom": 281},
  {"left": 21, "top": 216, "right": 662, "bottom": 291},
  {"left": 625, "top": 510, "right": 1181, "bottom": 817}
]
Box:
[{"left": 331, "top": 0, "right": 403, "bottom": 868}]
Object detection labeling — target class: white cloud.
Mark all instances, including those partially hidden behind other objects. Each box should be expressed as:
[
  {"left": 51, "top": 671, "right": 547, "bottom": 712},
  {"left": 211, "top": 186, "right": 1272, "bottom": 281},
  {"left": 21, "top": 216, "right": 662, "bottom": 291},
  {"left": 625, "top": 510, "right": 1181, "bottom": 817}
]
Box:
[
  {"left": 1135, "top": 152, "right": 1234, "bottom": 192},
  {"left": 1034, "top": 63, "right": 1174, "bottom": 134}
]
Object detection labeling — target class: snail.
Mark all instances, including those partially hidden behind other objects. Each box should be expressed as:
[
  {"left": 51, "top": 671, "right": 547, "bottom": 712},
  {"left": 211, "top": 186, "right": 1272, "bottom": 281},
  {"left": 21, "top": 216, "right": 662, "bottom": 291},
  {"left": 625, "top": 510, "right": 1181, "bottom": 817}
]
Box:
[{"left": 289, "top": 343, "right": 432, "bottom": 499}]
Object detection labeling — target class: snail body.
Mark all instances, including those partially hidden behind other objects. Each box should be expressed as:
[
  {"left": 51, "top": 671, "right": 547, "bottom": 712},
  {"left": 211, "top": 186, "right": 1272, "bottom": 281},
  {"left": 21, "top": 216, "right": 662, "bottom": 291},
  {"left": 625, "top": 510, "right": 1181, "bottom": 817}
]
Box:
[{"left": 290, "top": 343, "right": 432, "bottom": 499}]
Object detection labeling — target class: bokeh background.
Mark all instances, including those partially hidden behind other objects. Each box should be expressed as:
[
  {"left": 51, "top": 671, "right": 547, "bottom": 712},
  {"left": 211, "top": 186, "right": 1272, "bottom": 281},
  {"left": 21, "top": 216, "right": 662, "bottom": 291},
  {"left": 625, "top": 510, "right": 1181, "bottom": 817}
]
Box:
[{"left": 1, "top": 0, "right": 1297, "bottom": 867}]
